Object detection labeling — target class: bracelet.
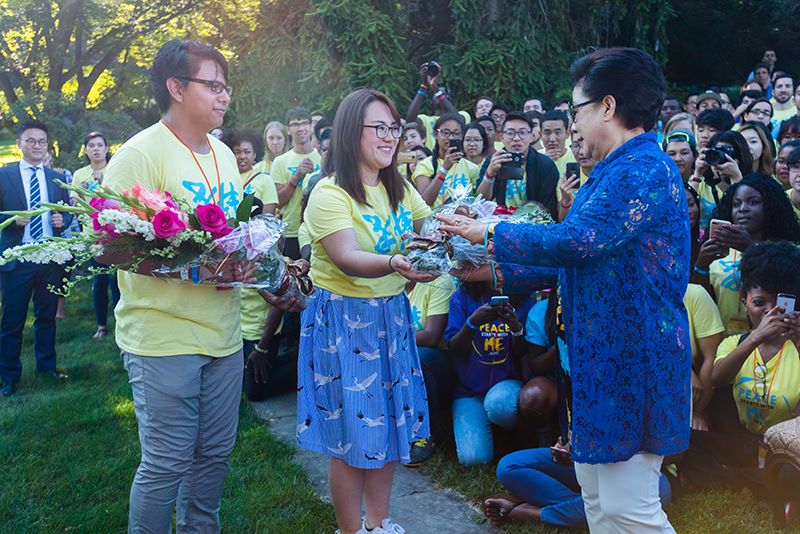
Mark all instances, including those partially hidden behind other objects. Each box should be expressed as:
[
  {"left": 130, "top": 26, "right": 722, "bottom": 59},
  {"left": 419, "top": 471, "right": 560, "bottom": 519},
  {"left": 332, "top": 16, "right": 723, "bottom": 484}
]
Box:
[
  {"left": 693, "top": 265, "right": 710, "bottom": 276},
  {"left": 388, "top": 254, "right": 398, "bottom": 272},
  {"left": 511, "top": 327, "right": 524, "bottom": 337},
  {"left": 466, "top": 317, "right": 479, "bottom": 330},
  {"left": 690, "top": 175, "right": 702, "bottom": 183},
  {"left": 484, "top": 223, "right": 496, "bottom": 250},
  {"left": 417, "top": 89, "right": 427, "bottom": 96},
  {"left": 560, "top": 199, "right": 573, "bottom": 209},
  {"left": 484, "top": 171, "right": 496, "bottom": 180},
  {"left": 419, "top": 83, "right": 428, "bottom": 91},
  {"left": 287, "top": 180, "right": 298, "bottom": 189},
  {"left": 253, "top": 344, "right": 268, "bottom": 354},
  {"left": 435, "top": 169, "right": 447, "bottom": 182},
  {"left": 191, "top": 266, "right": 201, "bottom": 285},
  {"left": 434, "top": 89, "right": 445, "bottom": 100}
]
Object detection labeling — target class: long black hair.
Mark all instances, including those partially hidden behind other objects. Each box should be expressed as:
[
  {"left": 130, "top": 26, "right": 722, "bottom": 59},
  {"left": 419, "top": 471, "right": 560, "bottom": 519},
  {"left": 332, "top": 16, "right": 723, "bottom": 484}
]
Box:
[
  {"left": 713, "top": 173, "right": 800, "bottom": 242},
  {"left": 430, "top": 112, "right": 466, "bottom": 176}
]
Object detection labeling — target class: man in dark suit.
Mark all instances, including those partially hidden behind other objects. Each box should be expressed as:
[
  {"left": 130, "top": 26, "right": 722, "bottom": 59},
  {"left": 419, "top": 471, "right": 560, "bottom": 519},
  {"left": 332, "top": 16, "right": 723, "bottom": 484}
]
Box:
[{"left": 0, "top": 119, "right": 73, "bottom": 396}]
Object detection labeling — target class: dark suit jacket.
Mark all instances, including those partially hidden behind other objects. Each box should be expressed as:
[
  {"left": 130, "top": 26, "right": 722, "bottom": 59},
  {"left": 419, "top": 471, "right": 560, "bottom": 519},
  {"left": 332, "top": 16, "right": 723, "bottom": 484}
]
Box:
[{"left": 0, "top": 162, "right": 73, "bottom": 271}]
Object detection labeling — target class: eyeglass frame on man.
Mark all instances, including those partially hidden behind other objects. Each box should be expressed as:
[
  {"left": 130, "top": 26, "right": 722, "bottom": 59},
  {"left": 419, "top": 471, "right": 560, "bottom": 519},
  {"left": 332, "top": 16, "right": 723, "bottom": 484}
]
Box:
[
  {"left": 502, "top": 128, "right": 533, "bottom": 141},
  {"left": 176, "top": 77, "right": 233, "bottom": 96}
]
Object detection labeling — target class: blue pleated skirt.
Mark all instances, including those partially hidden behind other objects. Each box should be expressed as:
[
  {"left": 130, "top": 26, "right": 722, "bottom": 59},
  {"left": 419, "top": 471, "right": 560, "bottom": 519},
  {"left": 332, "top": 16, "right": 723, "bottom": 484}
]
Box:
[{"left": 296, "top": 288, "right": 431, "bottom": 468}]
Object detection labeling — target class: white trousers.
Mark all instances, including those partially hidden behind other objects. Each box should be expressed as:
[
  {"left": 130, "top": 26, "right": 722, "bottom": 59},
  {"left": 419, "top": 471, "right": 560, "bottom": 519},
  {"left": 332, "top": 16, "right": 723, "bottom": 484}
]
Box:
[{"left": 574, "top": 453, "right": 675, "bottom": 534}]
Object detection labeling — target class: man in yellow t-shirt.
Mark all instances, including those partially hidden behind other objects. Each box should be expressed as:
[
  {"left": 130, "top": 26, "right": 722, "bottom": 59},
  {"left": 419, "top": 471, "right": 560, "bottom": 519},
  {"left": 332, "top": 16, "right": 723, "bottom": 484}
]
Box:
[
  {"left": 770, "top": 74, "right": 798, "bottom": 135},
  {"left": 272, "top": 107, "right": 321, "bottom": 259},
  {"left": 541, "top": 110, "right": 575, "bottom": 176},
  {"left": 101, "top": 40, "right": 296, "bottom": 533}
]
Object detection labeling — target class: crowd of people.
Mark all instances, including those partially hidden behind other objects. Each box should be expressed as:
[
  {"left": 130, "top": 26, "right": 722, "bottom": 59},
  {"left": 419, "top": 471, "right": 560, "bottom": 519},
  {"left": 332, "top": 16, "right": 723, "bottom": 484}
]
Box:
[{"left": 1, "top": 40, "right": 799, "bottom": 534}]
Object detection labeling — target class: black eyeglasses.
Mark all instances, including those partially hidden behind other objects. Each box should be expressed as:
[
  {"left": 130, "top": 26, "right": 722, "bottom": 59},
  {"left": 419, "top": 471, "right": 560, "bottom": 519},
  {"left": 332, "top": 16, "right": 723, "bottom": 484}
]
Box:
[
  {"left": 363, "top": 124, "right": 403, "bottom": 139},
  {"left": 569, "top": 96, "right": 603, "bottom": 117},
  {"left": 177, "top": 77, "right": 233, "bottom": 96}
]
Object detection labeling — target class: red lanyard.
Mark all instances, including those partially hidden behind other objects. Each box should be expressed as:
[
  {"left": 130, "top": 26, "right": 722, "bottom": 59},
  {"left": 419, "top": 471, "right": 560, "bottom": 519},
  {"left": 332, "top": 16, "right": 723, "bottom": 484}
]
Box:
[{"left": 161, "top": 120, "right": 222, "bottom": 204}]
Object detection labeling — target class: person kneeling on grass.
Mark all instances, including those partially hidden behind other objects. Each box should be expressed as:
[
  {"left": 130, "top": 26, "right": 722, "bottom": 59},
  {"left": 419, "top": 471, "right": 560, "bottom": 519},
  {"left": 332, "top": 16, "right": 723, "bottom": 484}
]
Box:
[{"left": 443, "top": 281, "right": 533, "bottom": 465}]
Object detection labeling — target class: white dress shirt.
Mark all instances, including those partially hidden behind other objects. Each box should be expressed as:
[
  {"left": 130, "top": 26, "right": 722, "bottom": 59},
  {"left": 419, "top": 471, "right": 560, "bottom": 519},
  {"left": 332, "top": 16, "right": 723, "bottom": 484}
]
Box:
[{"left": 18, "top": 159, "right": 52, "bottom": 243}]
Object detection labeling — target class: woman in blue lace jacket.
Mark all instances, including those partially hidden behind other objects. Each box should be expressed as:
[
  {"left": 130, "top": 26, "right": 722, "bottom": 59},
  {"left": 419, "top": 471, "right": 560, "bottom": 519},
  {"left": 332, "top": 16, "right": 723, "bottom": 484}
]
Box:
[{"left": 439, "top": 48, "right": 691, "bottom": 534}]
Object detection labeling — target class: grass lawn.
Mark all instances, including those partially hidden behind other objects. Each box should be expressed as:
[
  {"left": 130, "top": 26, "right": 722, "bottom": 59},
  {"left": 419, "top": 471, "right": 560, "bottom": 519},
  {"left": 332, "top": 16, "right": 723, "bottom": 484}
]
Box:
[
  {"left": 420, "top": 436, "right": 800, "bottom": 533},
  {"left": 0, "top": 285, "right": 336, "bottom": 533}
]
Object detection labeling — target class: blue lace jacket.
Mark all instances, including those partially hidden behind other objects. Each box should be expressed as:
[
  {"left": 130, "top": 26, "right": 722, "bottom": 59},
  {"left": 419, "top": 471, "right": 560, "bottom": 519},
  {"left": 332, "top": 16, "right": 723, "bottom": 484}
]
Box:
[{"left": 495, "top": 133, "right": 691, "bottom": 464}]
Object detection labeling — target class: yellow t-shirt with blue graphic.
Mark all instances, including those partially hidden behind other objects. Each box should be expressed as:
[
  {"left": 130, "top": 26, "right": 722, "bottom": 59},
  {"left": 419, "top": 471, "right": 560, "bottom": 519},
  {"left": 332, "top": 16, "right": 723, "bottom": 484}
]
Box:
[
  {"left": 271, "top": 149, "right": 321, "bottom": 237},
  {"left": 411, "top": 156, "right": 479, "bottom": 208},
  {"left": 684, "top": 283, "right": 725, "bottom": 360},
  {"left": 103, "top": 121, "right": 243, "bottom": 357},
  {"left": 696, "top": 180, "right": 724, "bottom": 229},
  {"left": 305, "top": 176, "right": 431, "bottom": 298},
  {"left": 710, "top": 249, "right": 748, "bottom": 335},
  {"left": 242, "top": 170, "right": 278, "bottom": 206},
  {"left": 715, "top": 336, "right": 800, "bottom": 435},
  {"left": 408, "top": 277, "right": 456, "bottom": 332}
]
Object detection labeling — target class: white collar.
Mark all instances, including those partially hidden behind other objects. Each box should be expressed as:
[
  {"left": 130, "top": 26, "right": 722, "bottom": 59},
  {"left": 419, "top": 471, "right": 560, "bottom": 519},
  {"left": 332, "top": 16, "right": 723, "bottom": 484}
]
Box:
[{"left": 20, "top": 159, "right": 44, "bottom": 172}]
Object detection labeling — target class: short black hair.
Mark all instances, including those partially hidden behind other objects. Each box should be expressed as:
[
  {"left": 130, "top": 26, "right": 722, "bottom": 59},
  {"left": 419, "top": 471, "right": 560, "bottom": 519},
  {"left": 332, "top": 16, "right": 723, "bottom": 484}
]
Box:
[
  {"left": 502, "top": 112, "right": 533, "bottom": 129},
  {"left": 314, "top": 118, "right": 333, "bottom": 140},
  {"left": 786, "top": 144, "right": 800, "bottom": 166},
  {"left": 778, "top": 116, "right": 800, "bottom": 144},
  {"left": 773, "top": 72, "right": 794, "bottom": 86},
  {"left": 740, "top": 241, "right": 800, "bottom": 298},
  {"left": 754, "top": 62, "right": 770, "bottom": 72},
  {"left": 524, "top": 96, "right": 545, "bottom": 107},
  {"left": 541, "top": 110, "right": 569, "bottom": 130},
  {"left": 570, "top": 47, "right": 665, "bottom": 130},
  {"left": 228, "top": 128, "right": 264, "bottom": 162},
  {"left": 463, "top": 121, "right": 490, "bottom": 154},
  {"left": 18, "top": 119, "right": 49, "bottom": 138},
  {"left": 285, "top": 106, "right": 311, "bottom": 125},
  {"left": 664, "top": 95, "right": 681, "bottom": 105},
  {"left": 551, "top": 97, "right": 571, "bottom": 108},
  {"left": 318, "top": 128, "right": 332, "bottom": 144},
  {"left": 715, "top": 173, "right": 800, "bottom": 242},
  {"left": 490, "top": 103, "right": 511, "bottom": 114},
  {"left": 310, "top": 109, "right": 326, "bottom": 118},
  {"left": 149, "top": 39, "right": 228, "bottom": 114},
  {"left": 696, "top": 108, "right": 735, "bottom": 131},
  {"left": 403, "top": 121, "right": 427, "bottom": 138},
  {"left": 524, "top": 110, "right": 544, "bottom": 123},
  {"left": 740, "top": 89, "right": 764, "bottom": 101}
]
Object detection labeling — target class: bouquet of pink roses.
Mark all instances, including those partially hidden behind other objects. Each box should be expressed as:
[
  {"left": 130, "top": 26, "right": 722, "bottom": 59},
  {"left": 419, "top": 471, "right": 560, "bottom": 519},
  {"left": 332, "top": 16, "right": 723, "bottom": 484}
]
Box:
[{"left": 0, "top": 180, "right": 312, "bottom": 298}]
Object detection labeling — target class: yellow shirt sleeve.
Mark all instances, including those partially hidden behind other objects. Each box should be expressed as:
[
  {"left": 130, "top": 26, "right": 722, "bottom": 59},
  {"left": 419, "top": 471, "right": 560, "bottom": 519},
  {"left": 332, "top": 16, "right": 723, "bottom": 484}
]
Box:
[
  {"left": 306, "top": 180, "right": 355, "bottom": 242},
  {"left": 251, "top": 172, "right": 279, "bottom": 206},
  {"left": 686, "top": 284, "right": 726, "bottom": 339},
  {"left": 426, "top": 278, "right": 455, "bottom": 316},
  {"left": 411, "top": 156, "right": 435, "bottom": 186},
  {"left": 408, "top": 184, "right": 432, "bottom": 220},
  {"left": 714, "top": 334, "right": 744, "bottom": 372}
]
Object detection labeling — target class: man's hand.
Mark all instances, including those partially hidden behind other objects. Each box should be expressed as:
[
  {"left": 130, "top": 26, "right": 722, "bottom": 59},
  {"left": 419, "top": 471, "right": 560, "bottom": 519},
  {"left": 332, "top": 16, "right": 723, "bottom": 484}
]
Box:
[
  {"left": 246, "top": 345, "right": 271, "bottom": 384},
  {"left": 295, "top": 158, "right": 315, "bottom": 180},
  {"left": 50, "top": 212, "right": 63, "bottom": 230},
  {"left": 14, "top": 217, "right": 30, "bottom": 227},
  {"left": 486, "top": 150, "right": 512, "bottom": 178}
]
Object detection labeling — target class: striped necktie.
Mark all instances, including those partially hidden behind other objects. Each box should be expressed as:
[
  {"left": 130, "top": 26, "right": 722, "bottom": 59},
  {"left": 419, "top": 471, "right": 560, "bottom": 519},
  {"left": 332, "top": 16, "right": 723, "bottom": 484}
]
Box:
[{"left": 29, "top": 166, "right": 43, "bottom": 240}]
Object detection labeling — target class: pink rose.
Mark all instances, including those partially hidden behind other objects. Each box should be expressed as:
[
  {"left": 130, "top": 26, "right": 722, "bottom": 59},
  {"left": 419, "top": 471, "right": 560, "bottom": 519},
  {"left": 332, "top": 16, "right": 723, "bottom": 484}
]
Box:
[
  {"left": 195, "top": 204, "right": 232, "bottom": 239},
  {"left": 152, "top": 209, "right": 187, "bottom": 239},
  {"left": 89, "top": 197, "right": 121, "bottom": 211}
]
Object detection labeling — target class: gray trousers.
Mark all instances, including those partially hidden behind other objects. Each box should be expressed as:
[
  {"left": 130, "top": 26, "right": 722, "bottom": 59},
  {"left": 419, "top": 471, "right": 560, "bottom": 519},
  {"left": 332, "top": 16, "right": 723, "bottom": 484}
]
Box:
[{"left": 123, "top": 350, "right": 244, "bottom": 534}]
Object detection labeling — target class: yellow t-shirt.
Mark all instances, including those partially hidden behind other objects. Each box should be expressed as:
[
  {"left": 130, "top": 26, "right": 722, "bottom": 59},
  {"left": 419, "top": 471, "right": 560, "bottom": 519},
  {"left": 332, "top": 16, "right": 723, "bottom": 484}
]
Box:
[
  {"left": 72, "top": 165, "right": 105, "bottom": 187},
  {"left": 684, "top": 283, "right": 725, "bottom": 360},
  {"left": 252, "top": 159, "right": 271, "bottom": 175},
  {"left": 297, "top": 222, "right": 311, "bottom": 251},
  {"left": 715, "top": 336, "right": 800, "bottom": 434},
  {"left": 240, "top": 289, "right": 283, "bottom": 341},
  {"left": 710, "top": 249, "right": 748, "bottom": 335},
  {"left": 553, "top": 149, "right": 576, "bottom": 177},
  {"left": 408, "top": 277, "right": 456, "bottom": 332},
  {"left": 410, "top": 156, "right": 479, "bottom": 208},
  {"left": 696, "top": 180, "right": 725, "bottom": 229},
  {"left": 242, "top": 170, "right": 278, "bottom": 206},
  {"left": 305, "top": 176, "right": 431, "bottom": 298},
  {"left": 787, "top": 189, "right": 800, "bottom": 220},
  {"left": 417, "top": 112, "right": 472, "bottom": 151},
  {"left": 770, "top": 102, "right": 798, "bottom": 125},
  {"left": 270, "top": 149, "right": 321, "bottom": 237},
  {"left": 103, "top": 121, "right": 243, "bottom": 357}
]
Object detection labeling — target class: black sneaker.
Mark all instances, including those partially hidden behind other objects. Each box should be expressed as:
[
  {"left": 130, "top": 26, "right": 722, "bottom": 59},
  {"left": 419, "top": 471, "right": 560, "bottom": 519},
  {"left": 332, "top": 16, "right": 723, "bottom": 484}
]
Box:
[{"left": 405, "top": 438, "right": 434, "bottom": 467}]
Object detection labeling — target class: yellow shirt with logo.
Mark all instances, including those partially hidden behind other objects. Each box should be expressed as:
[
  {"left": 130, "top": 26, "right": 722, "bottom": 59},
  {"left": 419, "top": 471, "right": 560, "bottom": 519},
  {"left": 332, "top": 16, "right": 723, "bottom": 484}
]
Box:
[
  {"left": 408, "top": 277, "right": 455, "bottom": 332},
  {"left": 241, "top": 170, "right": 278, "bottom": 206},
  {"left": 710, "top": 249, "right": 748, "bottom": 335},
  {"left": 72, "top": 165, "right": 105, "bottom": 187},
  {"left": 305, "top": 176, "right": 431, "bottom": 298},
  {"left": 411, "top": 156, "right": 479, "bottom": 208},
  {"left": 552, "top": 149, "right": 576, "bottom": 177},
  {"left": 103, "top": 121, "right": 243, "bottom": 357},
  {"left": 695, "top": 180, "right": 725, "bottom": 229},
  {"left": 715, "top": 336, "right": 800, "bottom": 434},
  {"left": 270, "top": 149, "right": 321, "bottom": 237},
  {"left": 684, "top": 283, "right": 725, "bottom": 360},
  {"left": 770, "top": 102, "right": 798, "bottom": 126}
]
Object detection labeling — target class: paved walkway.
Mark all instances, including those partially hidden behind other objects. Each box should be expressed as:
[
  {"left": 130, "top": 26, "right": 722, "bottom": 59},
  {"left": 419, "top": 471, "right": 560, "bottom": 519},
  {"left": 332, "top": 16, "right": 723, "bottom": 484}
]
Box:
[{"left": 251, "top": 392, "right": 497, "bottom": 534}]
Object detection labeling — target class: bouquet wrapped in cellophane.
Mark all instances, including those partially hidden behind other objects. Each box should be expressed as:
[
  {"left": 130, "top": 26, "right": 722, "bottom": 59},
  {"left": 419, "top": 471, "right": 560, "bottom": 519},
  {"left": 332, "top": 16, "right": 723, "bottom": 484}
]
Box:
[
  {"left": 0, "top": 180, "right": 313, "bottom": 300},
  {"left": 403, "top": 188, "right": 554, "bottom": 275}
]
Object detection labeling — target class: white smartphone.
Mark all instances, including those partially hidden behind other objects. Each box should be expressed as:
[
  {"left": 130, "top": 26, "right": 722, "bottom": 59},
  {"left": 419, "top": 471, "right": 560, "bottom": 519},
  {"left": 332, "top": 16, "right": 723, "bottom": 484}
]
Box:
[
  {"left": 490, "top": 295, "right": 509, "bottom": 307},
  {"left": 776, "top": 293, "right": 796, "bottom": 314},
  {"left": 708, "top": 218, "right": 732, "bottom": 255}
]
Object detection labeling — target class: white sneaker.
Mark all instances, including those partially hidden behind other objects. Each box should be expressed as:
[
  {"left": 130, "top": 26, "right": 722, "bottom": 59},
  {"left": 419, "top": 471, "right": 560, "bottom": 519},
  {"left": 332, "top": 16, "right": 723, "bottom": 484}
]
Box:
[{"left": 374, "top": 518, "right": 405, "bottom": 533}]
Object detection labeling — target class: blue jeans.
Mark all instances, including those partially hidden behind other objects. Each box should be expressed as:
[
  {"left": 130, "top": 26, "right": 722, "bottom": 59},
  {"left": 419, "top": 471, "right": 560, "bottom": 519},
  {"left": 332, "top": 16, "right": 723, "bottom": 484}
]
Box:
[
  {"left": 452, "top": 379, "right": 522, "bottom": 465},
  {"left": 497, "top": 448, "right": 672, "bottom": 529}
]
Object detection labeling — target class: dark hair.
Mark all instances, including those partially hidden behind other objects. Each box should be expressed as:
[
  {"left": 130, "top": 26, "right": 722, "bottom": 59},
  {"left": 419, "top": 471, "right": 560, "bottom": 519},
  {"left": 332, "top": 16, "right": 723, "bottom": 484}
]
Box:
[
  {"left": 314, "top": 118, "right": 333, "bottom": 141},
  {"left": 18, "top": 119, "right": 49, "bottom": 138},
  {"left": 714, "top": 173, "right": 800, "bottom": 242},
  {"left": 551, "top": 97, "right": 571, "bottom": 108},
  {"left": 778, "top": 116, "right": 800, "bottom": 144},
  {"left": 404, "top": 121, "right": 427, "bottom": 139},
  {"left": 754, "top": 62, "right": 770, "bottom": 72},
  {"left": 696, "top": 108, "right": 735, "bottom": 131},
  {"left": 664, "top": 95, "right": 681, "bottom": 105},
  {"left": 684, "top": 183, "right": 701, "bottom": 265},
  {"left": 739, "top": 89, "right": 763, "bottom": 101},
  {"left": 773, "top": 73, "right": 794, "bottom": 86},
  {"left": 82, "top": 131, "right": 111, "bottom": 163},
  {"left": 524, "top": 110, "right": 544, "bottom": 124},
  {"left": 318, "top": 128, "right": 332, "bottom": 145},
  {"left": 149, "top": 39, "right": 228, "bottom": 114},
  {"left": 463, "top": 122, "right": 490, "bottom": 157},
  {"left": 685, "top": 93, "right": 698, "bottom": 104},
  {"left": 430, "top": 112, "right": 467, "bottom": 175},
  {"left": 310, "top": 109, "right": 326, "bottom": 118},
  {"left": 786, "top": 144, "right": 800, "bottom": 166},
  {"left": 739, "top": 120, "right": 776, "bottom": 160},
  {"left": 226, "top": 128, "right": 264, "bottom": 162},
  {"left": 475, "top": 95, "right": 494, "bottom": 106},
  {"left": 476, "top": 115, "right": 494, "bottom": 126},
  {"left": 740, "top": 241, "right": 800, "bottom": 298},
  {"left": 706, "top": 130, "right": 753, "bottom": 177},
  {"left": 524, "top": 96, "right": 545, "bottom": 107},
  {"left": 490, "top": 103, "right": 510, "bottom": 115},
  {"left": 285, "top": 106, "right": 311, "bottom": 125},
  {"left": 541, "top": 110, "right": 569, "bottom": 130},
  {"left": 405, "top": 144, "right": 432, "bottom": 181},
  {"left": 503, "top": 112, "right": 533, "bottom": 130},
  {"left": 569, "top": 47, "right": 665, "bottom": 130},
  {"left": 743, "top": 97, "right": 773, "bottom": 117},
  {"left": 322, "top": 88, "right": 406, "bottom": 209}
]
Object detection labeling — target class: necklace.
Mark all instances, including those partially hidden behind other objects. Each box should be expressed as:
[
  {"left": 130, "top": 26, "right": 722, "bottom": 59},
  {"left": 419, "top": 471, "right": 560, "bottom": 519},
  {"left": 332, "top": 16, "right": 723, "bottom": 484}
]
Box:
[{"left": 161, "top": 120, "right": 222, "bottom": 204}]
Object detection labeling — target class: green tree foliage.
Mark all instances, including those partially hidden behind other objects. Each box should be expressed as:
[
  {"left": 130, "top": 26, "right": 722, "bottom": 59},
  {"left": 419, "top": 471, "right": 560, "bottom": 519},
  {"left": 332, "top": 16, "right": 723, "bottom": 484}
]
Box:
[{"left": 231, "top": 0, "right": 675, "bottom": 126}]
